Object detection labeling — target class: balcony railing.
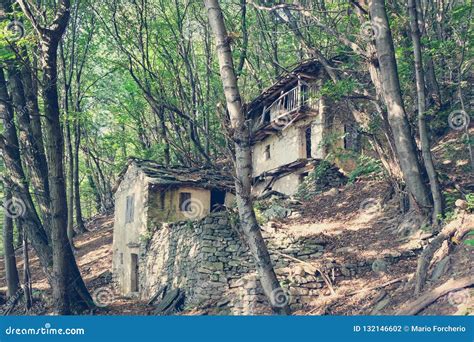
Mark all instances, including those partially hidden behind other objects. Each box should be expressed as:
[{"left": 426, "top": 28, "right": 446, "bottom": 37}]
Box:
[{"left": 262, "top": 83, "right": 318, "bottom": 123}]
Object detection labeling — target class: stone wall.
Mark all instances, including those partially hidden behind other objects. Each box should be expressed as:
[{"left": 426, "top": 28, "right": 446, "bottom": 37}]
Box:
[
  {"left": 139, "top": 212, "right": 326, "bottom": 314},
  {"left": 139, "top": 212, "right": 418, "bottom": 314}
]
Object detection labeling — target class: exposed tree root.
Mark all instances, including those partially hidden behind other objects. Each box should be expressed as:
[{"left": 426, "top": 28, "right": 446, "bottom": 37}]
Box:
[
  {"left": 397, "top": 276, "right": 474, "bottom": 315},
  {"left": 414, "top": 214, "right": 473, "bottom": 294}
]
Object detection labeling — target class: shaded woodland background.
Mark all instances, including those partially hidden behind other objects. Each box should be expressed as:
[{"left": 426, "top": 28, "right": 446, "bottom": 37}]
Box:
[{"left": 0, "top": 0, "right": 472, "bottom": 315}]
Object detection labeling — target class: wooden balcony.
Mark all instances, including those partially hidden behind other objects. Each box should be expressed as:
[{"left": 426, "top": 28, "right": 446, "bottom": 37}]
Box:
[{"left": 252, "top": 83, "right": 319, "bottom": 141}]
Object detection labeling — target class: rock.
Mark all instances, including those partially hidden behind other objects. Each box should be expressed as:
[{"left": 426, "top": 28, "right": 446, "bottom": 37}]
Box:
[
  {"left": 263, "top": 204, "right": 291, "bottom": 220},
  {"left": 327, "top": 188, "right": 339, "bottom": 196},
  {"left": 335, "top": 247, "right": 353, "bottom": 254},
  {"left": 202, "top": 261, "right": 224, "bottom": 271},
  {"left": 371, "top": 258, "right": 388, "bottom": 273},
  {"left": 218, "top": 219, "right": 228, "bottom": 225},
  {"left": 455, "top": 199, "right": 468, "bottom": 210},
  {"left": 419, "top": 232, "right": 435, "bottom": 240},
  {"left": 292, "top": 265, "right": 306, "bottom": 276},
  {"left": 287, "top": 199, "right": 302, "bottom": 205},
  {"left": 288, "top": 211, "right": 302, "bottom": 219},
  {"left": 201, "top": 246, "right": 217, "bottom": 253},
  {"left": 340, "top": 267, "right": 351, "bottom": 277},
  {"left": 216, "top": 299, "right": 230, "bottom": 307}
]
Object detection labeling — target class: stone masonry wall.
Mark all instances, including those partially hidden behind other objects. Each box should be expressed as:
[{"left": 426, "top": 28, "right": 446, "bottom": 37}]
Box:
[{"left": 139, "top": 212, "right": 418, "bottom": 314}]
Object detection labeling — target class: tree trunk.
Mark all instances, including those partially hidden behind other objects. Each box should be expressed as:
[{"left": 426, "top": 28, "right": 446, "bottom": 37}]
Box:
[
  {"left": 369, "top": 0, "right": 431, "bottom": 212},
  {"left": 204, "top": 0, "right": 291, "bottom": 315},
  {"left": 408, "top": 0, "right": 443, "bottom": 223},
  {"left": 73, "top": 120, "right": 87, "bottom": 233},
  {"left": 0, "top": 0, "right": 52, "bottom": 238},
  {"left": 17, "top": 0, "right": 94, "bottom": 314},
  {"left": 0, "top": 67, "right": 52, "bottom": 267},
  {"left": 41, "top": 39, "right": 73, "bottom": 314},
  {"left": 63, "top": 73, "right": 76, "bottom": 246},
  {"left": 1, "top": 66, "right": 93, "bottom": 312},
  {"left": 3, "top": 189, "right": 20, "bottom": 298},
  {"left": 414, "top": 0, "right": 442, "bottom": 108},
  {"left": 22, "top": 224, "right": 33, "bottom": 310},
  {"left": 5, "top": 63, "right": 52, "bottom": 238}
]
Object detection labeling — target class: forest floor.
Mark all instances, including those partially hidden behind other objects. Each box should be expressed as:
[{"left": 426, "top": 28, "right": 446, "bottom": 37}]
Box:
[{"left": 0, "top": 129, "right": 472, "bottom": 315}]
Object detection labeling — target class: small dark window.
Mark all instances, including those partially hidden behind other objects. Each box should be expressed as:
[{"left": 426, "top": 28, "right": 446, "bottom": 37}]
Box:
[
  {"left": 120, "top": 253, "right": 124, "bottom": 265},
  {"left": 159, "top": 192, "right": 166, "bottom": 210},
  {"left": 179, "top": 192, "right": 192, "bottom": 211},
  {"left": 305, "top": 126, "right": 312, "bottom": 158},
  {"left": 264, "top": 145, "right": 271, "bottom": 160},
  {"left": 125, "top": 194, "right": 135, "bottom": 223}
]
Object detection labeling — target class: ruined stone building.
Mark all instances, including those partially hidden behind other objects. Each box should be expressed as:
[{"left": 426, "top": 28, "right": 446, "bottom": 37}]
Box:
[
  {"left": 248, "top": 59, "right": 358, "bottom": 196},
  {"left": 111, "top": 60, "right": 359, "bottom": 313},
  {"left": 112, "top": 159, "right": 234, "bottom": 295}
]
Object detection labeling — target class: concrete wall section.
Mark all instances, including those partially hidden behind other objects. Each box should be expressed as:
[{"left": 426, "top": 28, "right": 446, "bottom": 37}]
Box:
[
  {"left": 251, "top": 115, "right": 324, "bottom": 178},
  {"left": 112, "top": 163, "right": 150, "bottom": 295},
  {"left": 147, "top": 186, "right": 212, "bottom": 226}
]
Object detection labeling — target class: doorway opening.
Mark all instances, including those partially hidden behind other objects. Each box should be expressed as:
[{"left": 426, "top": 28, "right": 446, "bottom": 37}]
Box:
[
  {"left": 210, "top": 189, "right": 226, "bottom": 212},
  {"left": 130, "top": 253, "right": 139, "bottom": 292}
]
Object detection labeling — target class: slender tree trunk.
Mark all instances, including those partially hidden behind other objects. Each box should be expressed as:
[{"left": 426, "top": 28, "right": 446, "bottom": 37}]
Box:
[
  {"left": 73, "top": 121, "right": 87, "bottom": 233},
  {"left": 408, "top": 0, "right": 443, "bottom": 223},
  {"left": 369, "top": 0, "right": 431, "bottom": 212},
  {"left": 204, "top": 0, "right": 290, "bottom": 314},
  {"left": 41, "top": 39, "right": 73, "bottom": 314},
  {"left": 414, "top": 0, "right": 442, "bottom": 108},
  {"left": 3, "top": 189, "right": 20, "bottom": 298},
  {"left": 63, "top": 74, "right": 76, "bottom": 246},
  {"left": 22, "top": 226, "right": 33, "bottom": 310}
]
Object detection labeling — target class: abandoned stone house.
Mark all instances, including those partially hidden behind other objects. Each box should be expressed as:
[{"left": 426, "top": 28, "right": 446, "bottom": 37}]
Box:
[
  {"left": 111, "top": 159, "right": 235, "bottom": 295},
  {"left": 111, "top": 59, "right": 360, "bottom": 313},
  {"left": 248, "top": 59, "right": 359, "bottom": 197}
]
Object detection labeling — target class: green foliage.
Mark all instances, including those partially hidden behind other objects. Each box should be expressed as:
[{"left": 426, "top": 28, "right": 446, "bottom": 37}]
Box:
[
  {"left": 320, "top": 79, "right": 358, "bottom": 100},
  {"left": 295, "top": 160, "right": 332, "bottom": 201},
  {"left": 139, "top": 230, "right": 153, "bottom": 244},
  {"left": 347, "top": 155, "right": 383, "bottom": 183},
  {"left": 464, "top": 231, "right": 474, "bottom": 248},
  {"left": 441, "top": 190, "right": 463, "bottom": 223},
  {"left": 465, "top": 193, "right": 474, "bottom": 212}
]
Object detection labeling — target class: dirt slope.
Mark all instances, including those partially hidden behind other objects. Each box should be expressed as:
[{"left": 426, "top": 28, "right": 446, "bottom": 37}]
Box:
[{"left": 0, "top": 129, "right": 472, "bottom": 315}]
